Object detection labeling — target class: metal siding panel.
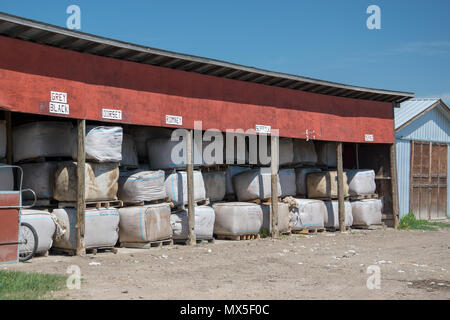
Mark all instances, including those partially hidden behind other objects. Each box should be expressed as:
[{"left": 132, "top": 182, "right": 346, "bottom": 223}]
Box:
[
  {"left": 396, "top": 107, "right": 450, "bottom": 144},
  {"left": 395, "top": 99, "right": 439, "bottom": 129},
  {"left": 448, "top": 144, "right": 450, "bottom": 218},
  {"left": 396, "top": 139, "right": 411, "bottom": 217}
]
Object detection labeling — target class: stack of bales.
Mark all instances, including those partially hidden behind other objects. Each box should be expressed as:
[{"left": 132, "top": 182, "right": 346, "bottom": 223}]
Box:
[
  {"left": 346, "top": 169, "right": 382, "bottom": 227},
  {"left": 117, "top": 127, "right": 174, "bottom": 247},
  {"left": 53, "top": 125, "right": 123, "bottom": 251}
]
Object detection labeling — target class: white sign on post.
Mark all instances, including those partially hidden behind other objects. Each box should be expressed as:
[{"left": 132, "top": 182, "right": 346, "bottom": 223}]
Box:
[
  {"left": 166, "top": 115, "right": 183, "bottom": 126},
  {"left": 255, "top": 124, "right": 271, "bottom": 134},
  {"left": 102, "top": 108, "right": 122, "bottom": 120},
  {"left": 365, "top": 134, "right": 374, "bottom": 142},
  {"left": 49, "top": 91, "right": 69, "bottom": 115}
]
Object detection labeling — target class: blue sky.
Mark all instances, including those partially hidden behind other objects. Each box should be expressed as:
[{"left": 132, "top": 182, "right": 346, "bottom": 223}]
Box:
[{"left": 1, "top": 0, "right": 449, "bottom": 104}]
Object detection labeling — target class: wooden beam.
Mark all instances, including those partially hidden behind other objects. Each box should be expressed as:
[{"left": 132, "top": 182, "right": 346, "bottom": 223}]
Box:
[
  {"left": 5, "top": 111, "right": 12, "bottom": 165},
  {"left": 186, "top": 129, "right": 196, "bottom": 245},
  {"left": 76, "top": 119, "right": 86, "bottom": 256},
  {"left": 271, "top": 134, "right": 280, "bottom": 238},
  {"left": 336, "top": 142, "right": 346, "bottom": 232},
  {"left": 390, "top": 143, "right": 400, "bottom": 228}
]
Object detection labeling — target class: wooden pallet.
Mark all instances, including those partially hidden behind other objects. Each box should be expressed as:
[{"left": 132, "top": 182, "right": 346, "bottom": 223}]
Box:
[
  {"left": 348, "top": 194, "right": 379, "bottom": 201},
  {"left": 215, "top": 234, "right": 260, "bottom": 241},
  {"left": 123, "top": 197, "right": 170, "bottom": 207},
  {"left": 248, "top": 197, "right": 282, "bottom": 205},
  {"left": 325, "top": 226, "right": 352, "bottom": 232},
  {"left": 311, "top": 197, "right": 350, "bottom": 201},
  {"left": 201, "top": 164, "right": 229, "bottom": 172},
  {"left": 292, "top": 227, "right": 325, "bottom": 234},
  {"left": 87, "top": 247, "right": 118, "bottom": 255},
  {"left": 173, "top": 198, "right": 210, "bottom": 211},
  {"left": 173, "top": 238, "right": 215, "bottom": 245},
  {"left": 120, "top": 238, "right": 173, "bottom": 249},
  {"left": 351, "top": 223, "right": 386, "bottom": 230},
  {"left": 58, "top": 200, "right": 124, "bottom": 209}
]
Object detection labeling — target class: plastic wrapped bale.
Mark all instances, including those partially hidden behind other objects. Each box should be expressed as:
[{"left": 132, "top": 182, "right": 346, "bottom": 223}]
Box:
[
  {"left": 54, "top": 162, "right": 119, "bottom": 202},
  {"left": 164, "top": 171, "right": 206, "bottom": 207},
  {"left": 52, "top": 208, "right": 120, "bottom": 249},
  {"left": 131, "top": 126, "right": 173, "bottom": 161},
  {"left": 170, "top": 206, "right": 215, "bottom": 240},
  {"left": 233, "top": 168, "right": 281, "bottom": 201},
  {"left": 20, "top": 162, "right": 57, "bottom": 200},
  {"left": 295, "top": 167, "right": 321, "bottom": 196},
  {"left": 316, "top": 142, "right": 337, "bottom": 167},
  {"left": 202, "top": 135, "right": 224, "bottom": 166},
  {"left": 345, "top": 169, "right": 376, "bottom": 196},
  {"left": 20, "top": 210, "right": 56, "bottom": 254},
  {"left": 121, "top": 134, "right": 138, "bottom": 168},
  {"left": 0, "top": 120, "right": 5, "bottom": 159},
  {"left": 278, "top": 169, "right": 296, "bottom": 197},
  {"left": 289, "top": 199, "right": 327, "bottom": 230},
  {"left": 225, "top": 166, "right": 251, "bottom": 195},
  {"left": 213, "top": 202, "right": 263, "bottom": 236},
  {"left": 202, "top": 171, "right": 226, "bottom": 202},
  {"left": 259, "top": 138, "right": 294, "bottom": 166},
  {"left": 351, "top": 199, "right": 383, "bottom": 226},
  {"left": 306, "top": 171, "right": 349, "bottom": 199},
  {"left": 72, "top": 126, "right": 123, "bottom": 163},
  {"left": 118, "top": 170, "right": 166, "bottom": 203},
  {"left": 118, "top": 203, "right": 172, "bottom": 243},
  {"left": 324, "top": 201, "right": 353, "bottom": 228},
  {"left": 13, "top": 121, "right": 74, "bottom": 163},
  {"left": 147, "top": 137, "right": 203, "bottom": 169},
  {"left": 0, "top": 164, "right": 14, "bottom": 191},
  {"left": 292, "top": 139, "right": 317, "bottom": 165},
  {"left": 261, "top": 202, "right": 290, "bottom": 233}
]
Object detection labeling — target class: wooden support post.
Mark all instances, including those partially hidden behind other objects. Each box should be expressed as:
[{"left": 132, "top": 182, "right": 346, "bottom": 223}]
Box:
[
  {"left": 355, "top": 143, "right": 359, "bottom": 169},
  {"left": 5, "top": 111, "right": 12, "bottom": 165},
  {"left": 336, "top": 142, "right": 346, "bottom": 232},
  {"left": 76, "top": 119, "right": 86, "bottom": 256},
  {"left": 270, "top": 134, "right": 279, "bottom": 238},
  {"left": 186, "top": 129, "right": 196, "bottom": 245},
  {"left": 390, "top": 143, "right": 400, "bottom": 228}
]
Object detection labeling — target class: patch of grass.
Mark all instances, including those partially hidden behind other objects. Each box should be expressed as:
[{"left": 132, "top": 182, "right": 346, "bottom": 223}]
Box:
[
  {"left": 259, "top": 228, "right": 271, "bottom": 238},
  {"left": 0, "top": 271, "right": 67, "bottom": 300},
  {"left": 398, "top": 212, "right": 450, "bottom": 231}
]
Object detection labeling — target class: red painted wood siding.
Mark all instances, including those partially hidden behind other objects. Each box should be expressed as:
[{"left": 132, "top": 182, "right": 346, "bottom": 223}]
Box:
[{"left": 0, "top": 36, "right": 394, "bottom": 143}]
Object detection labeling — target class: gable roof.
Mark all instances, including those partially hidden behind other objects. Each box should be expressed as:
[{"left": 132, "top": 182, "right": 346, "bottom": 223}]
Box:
[
  {"left": 0, "top": 11, "right": 414, "bottom": 104},
  {"left": 395, "top": 98, "right": 449, "bottom": 130}
]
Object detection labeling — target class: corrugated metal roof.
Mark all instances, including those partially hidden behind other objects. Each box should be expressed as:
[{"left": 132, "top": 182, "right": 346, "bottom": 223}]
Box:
[
  {"left": 0, "top": 11, "right": 414, "bottom": 104},
  {"left": 395, "top": 98, "right": 441, "bottom": 129}
]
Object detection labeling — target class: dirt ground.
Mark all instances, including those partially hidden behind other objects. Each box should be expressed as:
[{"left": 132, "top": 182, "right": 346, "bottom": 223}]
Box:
[{"left": 4, "top": 226, "right": 450, "bottom": 300}]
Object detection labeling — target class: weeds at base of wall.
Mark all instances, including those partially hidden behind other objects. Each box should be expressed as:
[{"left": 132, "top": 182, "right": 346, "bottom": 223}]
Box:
[{"left": 399, "top": 212, "right": 450, "bottom": 231}]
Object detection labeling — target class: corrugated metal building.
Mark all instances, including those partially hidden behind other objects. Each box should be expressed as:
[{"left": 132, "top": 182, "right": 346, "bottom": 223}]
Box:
[{"left": 395, "top": 98, "right": 450, "bottom": 220}]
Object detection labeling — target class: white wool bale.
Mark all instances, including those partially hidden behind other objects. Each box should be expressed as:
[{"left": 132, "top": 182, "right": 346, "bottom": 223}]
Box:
[
  {"left": 316, "top": 142, "right": 337, "bottom": 167},
  {"left": 225, "top": 166, "right": 251, "bottom": 195},
  {"left": 131, "top": 126, "right": 173, "bottom": 161},
  {"left": 212, "top": 202, "right": 263, "bottom": 236},
  {"left": 164, "top": 171, "right": 206, "bottom": 207},
  {"left": 292, "top": 139, "right": 317, "bottom": 165},
  {"left": 289, "top": 198, "right": 327, "bottom": 230},
  {"left": 345, "top": 169, "right": 376, "bottom": 196},
  {"left": 306, "top": 171, "right": 349, "bottom": 199},
  {"left": 233, "top": 168, "right": 281, "bottom": 201},
  {"left": 279, "top": 168, "right": 296, "bottom": 197},
  {"left": 118, "top": 170, "right": 166, "bottom": 203},
  {"left": 20, "top": 162, "right": 57, "bottom": 200},
  {"left": 118, "top": 203, "right": 172, "bottom": 243},
  {"left": 324, "top": 200, "right": 353, "bottom": 228},
  {"left": 54, "top": 162, "right": 119, "bottom": 202},
  {"left": 52, "top": 208, "right": 120, "bottom": 249},
  {"left": 72, "top": 126, "right": 123, "bottom": 163},
  {"left": 147, "top": 137, "right": 203, "bottom": 169},
  {"left": 351, "top": 199, "right": 383, "bottom": 226},
  {"left": 13, "top": 121, "right": 74, "bottom": 162},
  {"left": 21, "top": 210, "right": 56, "bottom": 253},
  {"left": 121, "top": 134, "right": 139, "bottom": 168},
  {"left": 202, "top": 171, "right": 226, "bottom": 202},
  {"left": 295, "top": 167, "right": 322, "bottom": 196},
  {"left": 259, "top": 138, "right": 294, "bottom": 166},
  {"left": 170, "top": 206, "right": 215, "bottom": 239},
  {"left": 261, "top": 202, "right": 291, "bottom": 233}
]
